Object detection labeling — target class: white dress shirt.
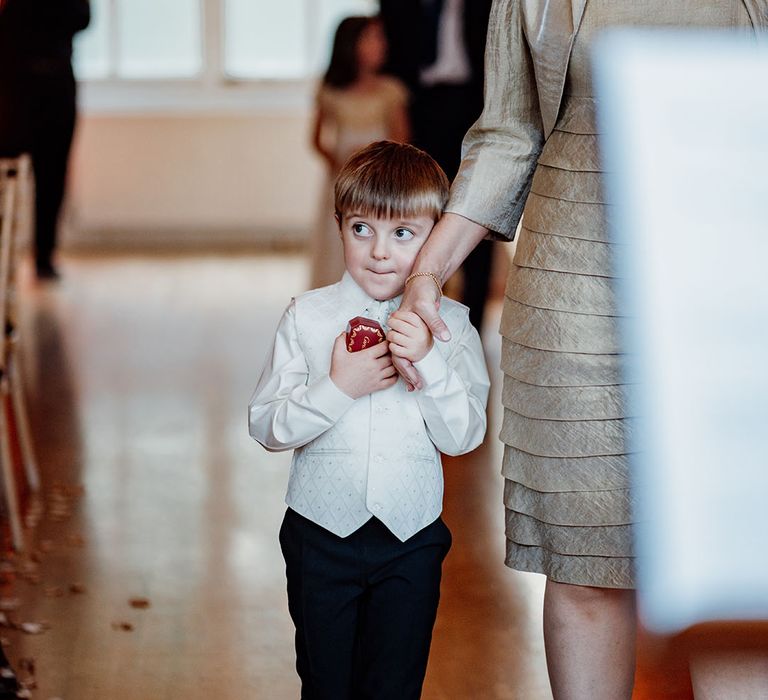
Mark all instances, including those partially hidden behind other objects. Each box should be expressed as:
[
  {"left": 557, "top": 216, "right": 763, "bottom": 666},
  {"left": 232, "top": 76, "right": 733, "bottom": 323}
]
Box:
[{"left": 249, "top": 273, "right": 490, "bottom": 542}]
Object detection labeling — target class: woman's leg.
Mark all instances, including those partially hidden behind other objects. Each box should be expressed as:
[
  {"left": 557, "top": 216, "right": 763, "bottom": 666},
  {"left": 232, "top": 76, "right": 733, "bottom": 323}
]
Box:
[{"left": 543, "top": 580, "right": 636, "bottom": 700}]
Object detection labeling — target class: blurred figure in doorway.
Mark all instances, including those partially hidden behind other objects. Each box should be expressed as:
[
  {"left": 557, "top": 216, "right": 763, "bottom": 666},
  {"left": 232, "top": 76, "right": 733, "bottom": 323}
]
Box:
[
  {"left": 309, "top": 15, "right": 410, "bottom": 289},
  {"left": 0, "top": 0, "right": 90, "bottom": 280}
]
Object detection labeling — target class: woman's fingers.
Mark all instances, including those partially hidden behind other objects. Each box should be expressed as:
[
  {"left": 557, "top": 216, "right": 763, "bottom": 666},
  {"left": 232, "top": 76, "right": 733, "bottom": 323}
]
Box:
[
  {"left": 400, "top": 274, "right": 451, "bottom": 342},
  {"left": 392, "top": 354, "right": 423, "bottom": 391},
  {"left": 416, "top": 298, "right": 450, "bottom": 342}
]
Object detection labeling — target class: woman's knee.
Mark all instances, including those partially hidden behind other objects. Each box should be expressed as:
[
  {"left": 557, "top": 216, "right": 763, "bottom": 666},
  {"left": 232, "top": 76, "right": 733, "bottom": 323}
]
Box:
[{"left": 546, "top": 580, "right": 635, "bottom": 616}]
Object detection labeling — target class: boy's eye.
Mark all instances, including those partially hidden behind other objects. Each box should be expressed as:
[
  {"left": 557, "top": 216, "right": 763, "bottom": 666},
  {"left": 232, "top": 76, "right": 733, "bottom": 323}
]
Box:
[
  {"left": 394, "top": 228, "right": 414, "bottom": 241},
  {"left": 352, "top": 222, "right": 371, "bottom": 236}
]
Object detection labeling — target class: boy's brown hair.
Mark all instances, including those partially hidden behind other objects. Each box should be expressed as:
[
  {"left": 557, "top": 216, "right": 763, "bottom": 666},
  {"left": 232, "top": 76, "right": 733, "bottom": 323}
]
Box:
[{"left": 334, "top": 141, "right": 449, "bottom": 224}]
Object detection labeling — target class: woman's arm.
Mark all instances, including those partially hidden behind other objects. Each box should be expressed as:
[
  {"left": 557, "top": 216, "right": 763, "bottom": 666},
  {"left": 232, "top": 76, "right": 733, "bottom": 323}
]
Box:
[
  {"left": 385, "top": 77, "right": 411, "bottom": 143},
  {"left": 392, "top": 0, "right": 544, "bottom": 387},
  {"left": 392, "top": 213, "right": 488, "bottom": 390},
  {"left": 404, "top": 213, "right": 489, "bottom": 339},
  {"left": 446, "top": 0, "right": 544, "bottom": 239},
  {"left": 388, "top": 100, "right": 411, "bottom": 143},
  {"left": 310, "top": 105, "right": 337, "bottom": 171}
]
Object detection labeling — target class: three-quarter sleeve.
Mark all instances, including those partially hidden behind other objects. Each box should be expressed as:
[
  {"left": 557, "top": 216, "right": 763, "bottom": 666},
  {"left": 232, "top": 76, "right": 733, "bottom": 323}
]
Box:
[
  {"left": 446, "top": 0, "right": 545, "bottom": 241},
  {"left": 248, "top": 301, "right": 355, "bottom": 452}
]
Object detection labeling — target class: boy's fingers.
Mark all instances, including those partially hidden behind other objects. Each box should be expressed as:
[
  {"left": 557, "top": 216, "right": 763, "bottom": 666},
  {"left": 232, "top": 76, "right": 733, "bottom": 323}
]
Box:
[
  {"left": 380, "top": 375, "right": 398, "bottom": 389},
  {"left": 395, "top": 307, "right": 447, "bottom": 342},
  {"left": 392, "top": 310, "right": 426, "bottom": 329},
  {"left": 376, "top": 354, "right": 394, "bottom": 368},
  {"left": 386, "top": 318, "right": 404, "bottom": 335},
  {"left": 387, "top": 313, "right": 422, "bottom": 332},
  {"left": 381, "top": 365, "right": 397, "bottom": 379},
  {"left": 390, "top": 339, "right": 424, "bottom": 358},
  {"left": 386, "top": 330, "right": 407, "bottom": 346},
  {"left": 332, "top": 333, "right": 348, "bottom": 357},
  {"left": 387, "top": 341, "right": 409, "bottom": 357},
  {"left": 387, "top": 322, "right": 408, "bottom": 342},
  {"left": 359, "top": 340, "right": 390, "bottom": 357}
]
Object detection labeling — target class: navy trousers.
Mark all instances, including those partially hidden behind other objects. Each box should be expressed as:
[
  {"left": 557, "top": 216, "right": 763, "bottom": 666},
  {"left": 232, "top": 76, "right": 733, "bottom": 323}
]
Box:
[
  {"left": 27, "top": 71, "right": 77, "bottom": 270},
  {"left": 279, "top": 509, "right": 452, "bottom": 700}
]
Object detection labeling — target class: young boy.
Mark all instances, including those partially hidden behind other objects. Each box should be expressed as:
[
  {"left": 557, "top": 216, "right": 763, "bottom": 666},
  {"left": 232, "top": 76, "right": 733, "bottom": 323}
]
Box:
[{"left": 249, "top": 141, "right": 489, "bottom": 700}]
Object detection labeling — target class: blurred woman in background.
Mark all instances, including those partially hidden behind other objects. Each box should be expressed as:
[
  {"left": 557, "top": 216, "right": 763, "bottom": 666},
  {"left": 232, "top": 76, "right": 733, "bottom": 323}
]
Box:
[{"left": 309, "top": 15, "right": 410, "bottom": 288}]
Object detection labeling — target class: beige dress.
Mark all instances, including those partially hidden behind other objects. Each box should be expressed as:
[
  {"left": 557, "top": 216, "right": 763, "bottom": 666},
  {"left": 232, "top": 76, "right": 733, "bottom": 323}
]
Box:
[
  {"left": 310, "top": 76, "right": 409, "bottom": 289},
  {"left": 449, "top": 0, "right": 755, "bottom": 589}
]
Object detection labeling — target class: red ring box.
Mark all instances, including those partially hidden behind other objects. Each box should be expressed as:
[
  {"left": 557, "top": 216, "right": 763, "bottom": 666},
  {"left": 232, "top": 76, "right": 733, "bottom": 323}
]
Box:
[{"left": 346, "top": 317, "right": 385, "bottom": 352}]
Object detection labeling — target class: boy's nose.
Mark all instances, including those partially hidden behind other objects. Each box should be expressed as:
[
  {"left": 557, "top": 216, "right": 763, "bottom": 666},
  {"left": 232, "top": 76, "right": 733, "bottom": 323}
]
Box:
[{"left": 371, "top": 237, "right": 390, "bottom": 260}]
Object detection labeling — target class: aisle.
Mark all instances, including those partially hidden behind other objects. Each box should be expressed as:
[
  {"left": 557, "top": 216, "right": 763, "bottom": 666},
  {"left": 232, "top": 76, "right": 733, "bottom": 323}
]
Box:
[{"left": 0, "top": 253, "right": 692, "bottom": 699}]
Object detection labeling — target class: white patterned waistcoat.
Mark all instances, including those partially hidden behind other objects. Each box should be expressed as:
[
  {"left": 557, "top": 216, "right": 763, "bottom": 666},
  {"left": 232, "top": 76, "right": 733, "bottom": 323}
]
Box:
[{"left": 287, "top": 279, "right": 470, "bottom": 542}]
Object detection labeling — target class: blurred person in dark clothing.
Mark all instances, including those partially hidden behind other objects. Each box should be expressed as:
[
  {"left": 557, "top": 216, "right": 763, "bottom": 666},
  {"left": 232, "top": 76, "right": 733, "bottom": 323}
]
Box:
[
  {"left": 380, "top": 0, "right": 494, "bottom": 330},
  {"left": 0, "top": 0, "right": 90, "bottom": 280}
]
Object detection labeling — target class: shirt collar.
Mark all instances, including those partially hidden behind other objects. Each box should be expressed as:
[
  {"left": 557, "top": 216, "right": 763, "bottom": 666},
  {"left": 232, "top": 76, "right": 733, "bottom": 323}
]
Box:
[{"left": 338, "top": 272, "right": 403, "bottom": 324}]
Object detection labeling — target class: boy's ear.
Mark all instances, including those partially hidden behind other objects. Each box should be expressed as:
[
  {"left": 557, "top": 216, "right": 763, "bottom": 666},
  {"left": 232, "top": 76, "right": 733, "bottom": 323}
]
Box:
[{"left": 334, "top": 213, "right": 342, "bottom": 236}]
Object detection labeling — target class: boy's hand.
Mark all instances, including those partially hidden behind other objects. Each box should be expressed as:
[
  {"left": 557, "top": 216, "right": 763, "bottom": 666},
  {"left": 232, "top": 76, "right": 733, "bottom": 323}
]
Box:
[
  {"left": 387, "top": 311, "right": 433, "bottom": 364},
  {"left": 329, "top": 333, "right": 398, "bottom": 399}
]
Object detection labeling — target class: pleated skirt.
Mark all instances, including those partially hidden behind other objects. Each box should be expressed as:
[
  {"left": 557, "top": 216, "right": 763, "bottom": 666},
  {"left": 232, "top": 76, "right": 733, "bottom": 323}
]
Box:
[{"left": 501, "top": 96, "right": 635, "bottom": 589}]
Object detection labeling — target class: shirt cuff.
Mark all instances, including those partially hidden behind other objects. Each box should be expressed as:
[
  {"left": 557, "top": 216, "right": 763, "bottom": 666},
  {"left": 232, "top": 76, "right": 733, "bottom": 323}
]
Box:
[
  {"left": 307, "top": 375, "right": 356, "bottom": 421},
  {"left": 413, "top": 343, "right": 450, "bottom": 388}
]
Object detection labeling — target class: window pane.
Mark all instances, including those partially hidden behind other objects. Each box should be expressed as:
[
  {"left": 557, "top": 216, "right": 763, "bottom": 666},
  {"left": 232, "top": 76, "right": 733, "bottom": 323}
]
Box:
[
  {"left": 310, "top": 0, "right": 377, "bottom": 75},
  {"left": 225, "top": 0, "right": 307, "bottom": 80},
  {"left": 117, "top": 0, "right": 202, "bottom": 78},
  {"left": 73, "top": 0, "right": 111, "bottom": 80}
]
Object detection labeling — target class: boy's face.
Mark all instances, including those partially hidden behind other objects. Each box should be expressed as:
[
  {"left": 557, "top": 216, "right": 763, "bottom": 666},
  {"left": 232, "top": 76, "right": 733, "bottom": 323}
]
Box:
[{"left": 338, "top": 212, "right": 435, "bottom": 301}]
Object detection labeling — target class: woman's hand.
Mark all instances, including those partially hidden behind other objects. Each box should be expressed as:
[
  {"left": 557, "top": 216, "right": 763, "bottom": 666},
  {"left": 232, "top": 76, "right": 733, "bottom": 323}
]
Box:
[
  {"left": 389, "top": 277, "right": 443, "bottom": 390},
  {"left": 401, "top": 275, "right": 451, "bottom": 342},
  {"left": 390, "top": 213, "right": 490, "bottom": 390}
]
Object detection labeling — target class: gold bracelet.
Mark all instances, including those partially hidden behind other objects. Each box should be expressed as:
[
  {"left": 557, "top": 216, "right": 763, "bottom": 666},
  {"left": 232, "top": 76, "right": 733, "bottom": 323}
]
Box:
[{"left": 405, "top": 271, "right": 443, "bottom": 297}]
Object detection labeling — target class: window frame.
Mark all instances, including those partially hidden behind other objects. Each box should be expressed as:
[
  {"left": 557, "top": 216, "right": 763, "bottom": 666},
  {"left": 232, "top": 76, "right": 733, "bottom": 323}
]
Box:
[{"left": 77, "top": 0, "right": 376, "bottom": 115}]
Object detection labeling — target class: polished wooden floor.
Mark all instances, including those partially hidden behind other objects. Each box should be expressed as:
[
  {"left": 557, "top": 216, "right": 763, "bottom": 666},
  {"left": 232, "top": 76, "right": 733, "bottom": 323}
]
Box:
[{"left": 0, "top": 252, "right": 696, "bottom": 699}]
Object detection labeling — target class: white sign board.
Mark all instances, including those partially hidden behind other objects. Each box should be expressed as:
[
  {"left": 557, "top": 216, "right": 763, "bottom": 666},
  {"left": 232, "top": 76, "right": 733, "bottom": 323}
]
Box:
[{"left": 594, "top": 31, "right": 768, "bottom": 632}]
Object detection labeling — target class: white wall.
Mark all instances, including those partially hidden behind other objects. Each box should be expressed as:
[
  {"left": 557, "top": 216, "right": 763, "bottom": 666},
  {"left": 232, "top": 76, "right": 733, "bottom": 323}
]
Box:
[
  {"left": 65, "top": 110, "right": 324, "bottom": 250},
  {"left": 61, "top": 106, "right": 512, "bottom": 298}
]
